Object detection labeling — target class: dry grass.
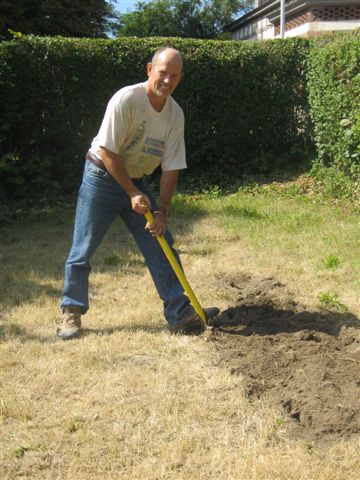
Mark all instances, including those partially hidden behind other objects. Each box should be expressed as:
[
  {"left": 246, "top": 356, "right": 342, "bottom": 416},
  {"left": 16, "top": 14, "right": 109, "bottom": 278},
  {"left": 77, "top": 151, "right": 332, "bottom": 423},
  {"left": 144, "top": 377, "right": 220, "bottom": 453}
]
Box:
[{"left": 1, "top": 185, "right": 359, "bottom": 479}]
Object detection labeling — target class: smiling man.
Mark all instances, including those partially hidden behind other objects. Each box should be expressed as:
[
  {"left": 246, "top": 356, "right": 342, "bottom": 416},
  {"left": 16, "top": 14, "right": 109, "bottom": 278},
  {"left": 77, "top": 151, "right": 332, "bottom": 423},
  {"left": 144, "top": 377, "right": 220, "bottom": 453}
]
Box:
[{"left": 58, "top": 47, "right": 219, "bottom": 340}]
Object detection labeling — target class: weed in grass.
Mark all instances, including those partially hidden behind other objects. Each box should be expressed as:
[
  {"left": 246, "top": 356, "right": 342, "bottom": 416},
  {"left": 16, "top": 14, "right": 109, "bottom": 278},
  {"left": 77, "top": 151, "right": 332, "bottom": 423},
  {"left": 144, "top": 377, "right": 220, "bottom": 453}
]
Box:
[
  {"left": 322, "top": 254, "right": 341, "bottom": 269},
  {"left": 202, "top": 185, "right": 222, "bottom": 198},
  {"left": 274, "top": 418, "right": 284, "bottom": 429},
  {"left": 279, "top": 184, "right": 304, "bottom": 198},
  {"left": 188, "top": 244, "right": 215, "bottom": 257},
  {"left": 318, "top": 292, "right": 348, "bottom": 312},
  {"left": 3, "top": 323, "right": 24, "bottom": 337},
  {"left": 305, "top": 444, "right": 315, "bottom": 455},
  {"left": 103, "top": 251, "right": 122, "bottom": 266},
  {"left": 217, "top": 290, "right": 232, "bottom": 301},
  {"left": 67, "top": 416, "right": 86, "bottom": 433},
  {"left": 13, "top": 446, "right": 30, "bottom": 458},
  {"left": 223, "top": 204, "right": 263, "bottom": 220}
]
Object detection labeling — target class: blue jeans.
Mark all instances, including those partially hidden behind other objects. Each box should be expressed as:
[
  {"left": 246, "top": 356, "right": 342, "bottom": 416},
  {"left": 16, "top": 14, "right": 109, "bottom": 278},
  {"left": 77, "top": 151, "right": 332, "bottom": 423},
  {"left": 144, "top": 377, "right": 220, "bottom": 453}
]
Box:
[{"left": 61, "top": 160, "right": 195, "bottom": 329}]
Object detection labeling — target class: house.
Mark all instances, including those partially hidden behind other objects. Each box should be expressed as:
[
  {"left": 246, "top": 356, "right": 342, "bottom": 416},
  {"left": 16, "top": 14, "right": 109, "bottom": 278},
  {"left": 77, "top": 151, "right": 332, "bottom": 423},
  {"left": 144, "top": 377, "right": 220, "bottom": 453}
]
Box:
[{"left": 227, "top": 0, "right": 360, "bottom": 41}]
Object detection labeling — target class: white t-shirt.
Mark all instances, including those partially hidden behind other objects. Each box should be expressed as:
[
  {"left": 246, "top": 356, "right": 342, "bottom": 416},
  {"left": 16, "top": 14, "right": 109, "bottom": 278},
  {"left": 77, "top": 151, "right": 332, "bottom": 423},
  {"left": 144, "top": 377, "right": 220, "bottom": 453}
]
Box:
[{"left": 90, "top": 82, "right": 186, "bottom": 178}]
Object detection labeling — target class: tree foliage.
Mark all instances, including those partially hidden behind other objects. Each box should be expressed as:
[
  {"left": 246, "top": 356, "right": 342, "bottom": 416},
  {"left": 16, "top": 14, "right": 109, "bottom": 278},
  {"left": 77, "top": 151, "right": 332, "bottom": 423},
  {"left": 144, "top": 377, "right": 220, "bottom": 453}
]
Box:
[
  {"left": 0, "top": 0, "right": 116, "bottom": 39},
  {"left": 116, "top": 0, "right": 252, "bottom": 39}
]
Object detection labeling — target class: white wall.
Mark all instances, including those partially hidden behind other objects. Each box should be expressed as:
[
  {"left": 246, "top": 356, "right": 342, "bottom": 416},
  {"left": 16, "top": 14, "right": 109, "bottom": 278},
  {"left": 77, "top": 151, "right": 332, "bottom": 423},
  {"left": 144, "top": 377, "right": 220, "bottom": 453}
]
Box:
[
  {"left": 274, "top": 20, "right": 360, "bottom": 38},
  {"left": 233, "top": 19, "right": 360, "bottom": 41}
]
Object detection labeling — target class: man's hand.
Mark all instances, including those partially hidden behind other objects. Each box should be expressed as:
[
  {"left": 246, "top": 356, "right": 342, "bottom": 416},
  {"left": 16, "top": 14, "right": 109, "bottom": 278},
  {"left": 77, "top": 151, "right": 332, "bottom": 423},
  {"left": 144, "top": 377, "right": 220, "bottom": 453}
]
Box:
[
  {"left": 145, "top": 211, "right": 167, "bottom": 237},
  {"left": 131, "top": 193, "right": 151, "bottom": 214}
]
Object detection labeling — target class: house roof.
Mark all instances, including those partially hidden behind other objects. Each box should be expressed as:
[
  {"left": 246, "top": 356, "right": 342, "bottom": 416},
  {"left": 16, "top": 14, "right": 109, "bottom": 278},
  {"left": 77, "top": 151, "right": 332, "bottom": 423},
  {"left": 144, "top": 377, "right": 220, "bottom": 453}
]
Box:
[{"left": 226, "top": 0, "right": 360, "bottom": 30}]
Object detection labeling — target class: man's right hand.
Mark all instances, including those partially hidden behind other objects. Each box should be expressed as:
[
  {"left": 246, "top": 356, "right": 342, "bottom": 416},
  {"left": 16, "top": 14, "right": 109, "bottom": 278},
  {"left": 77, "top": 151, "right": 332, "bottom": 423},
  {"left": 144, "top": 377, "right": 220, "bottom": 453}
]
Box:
[
  {"left": 131, "top": 193, "right": 151, "bottom": 214},
  {"left": 99, "top": 147, "right": 151, "bottom": 214}
]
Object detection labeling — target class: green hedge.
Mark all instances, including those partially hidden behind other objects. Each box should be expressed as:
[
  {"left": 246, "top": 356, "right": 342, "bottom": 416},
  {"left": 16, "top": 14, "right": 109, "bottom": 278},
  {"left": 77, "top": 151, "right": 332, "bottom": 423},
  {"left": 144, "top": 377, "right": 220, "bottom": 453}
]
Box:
[
  {"left": 0, "top": 36, "right": 154, "bottom": 199},
  {"left": 307, "top": 33, "right": 360, "bottom": 182},
  {"left": 0, "top": 36, "right": 310, "bottom": 200}
]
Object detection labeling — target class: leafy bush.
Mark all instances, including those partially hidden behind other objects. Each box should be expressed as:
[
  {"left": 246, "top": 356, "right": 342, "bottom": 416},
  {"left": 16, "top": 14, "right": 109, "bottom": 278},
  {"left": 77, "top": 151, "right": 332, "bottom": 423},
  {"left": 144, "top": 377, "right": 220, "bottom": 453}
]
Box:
[
  {"left": 307, "top": 33, "right": 360, "bottom": 185},
  {"left": 310, "top": 160, "right": 358, "bottom": 199},
  {"left": 176, "top": 37, "right": 311, "bottom": 173},
  {"left": 0, "top": 36, "right": 153, "bottom": 199},
  {"left": 0, "top": 35, "right": 310, "bottom": 200}
]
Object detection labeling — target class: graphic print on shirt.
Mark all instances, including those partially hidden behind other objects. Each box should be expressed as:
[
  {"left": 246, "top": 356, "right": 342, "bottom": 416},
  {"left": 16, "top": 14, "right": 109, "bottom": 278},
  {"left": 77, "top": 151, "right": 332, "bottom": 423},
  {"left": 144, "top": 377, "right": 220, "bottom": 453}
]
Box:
[
  {"left": 122, "top": 120, "right": 165, "bottom": 177},
  {"left": 124, "top": 120, "right": 146, "bottom": 153},
  {"left": 142, "top": 137, "right": 165, "bottom": 157}
]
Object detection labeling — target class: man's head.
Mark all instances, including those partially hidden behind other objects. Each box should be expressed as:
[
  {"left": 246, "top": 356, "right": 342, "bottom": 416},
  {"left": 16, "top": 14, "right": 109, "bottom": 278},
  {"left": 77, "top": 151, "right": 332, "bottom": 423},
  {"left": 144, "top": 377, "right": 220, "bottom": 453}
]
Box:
[{"left": 146, "top": 47, "right": 183, "bottom": 110}]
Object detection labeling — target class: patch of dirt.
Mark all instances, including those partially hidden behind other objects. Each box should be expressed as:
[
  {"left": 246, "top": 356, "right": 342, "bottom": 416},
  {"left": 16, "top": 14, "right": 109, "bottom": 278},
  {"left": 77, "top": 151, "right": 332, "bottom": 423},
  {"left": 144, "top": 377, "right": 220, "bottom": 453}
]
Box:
[{"left": 211, "top": 273, "right": 360, "bottom": 445}]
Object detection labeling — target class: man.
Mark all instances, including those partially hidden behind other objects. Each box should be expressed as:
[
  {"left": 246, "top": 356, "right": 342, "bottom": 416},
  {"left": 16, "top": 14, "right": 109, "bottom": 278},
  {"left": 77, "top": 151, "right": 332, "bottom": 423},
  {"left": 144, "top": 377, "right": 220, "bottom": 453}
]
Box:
[{"left": 58, "top": 47, "right": 219, "bottom": 340}]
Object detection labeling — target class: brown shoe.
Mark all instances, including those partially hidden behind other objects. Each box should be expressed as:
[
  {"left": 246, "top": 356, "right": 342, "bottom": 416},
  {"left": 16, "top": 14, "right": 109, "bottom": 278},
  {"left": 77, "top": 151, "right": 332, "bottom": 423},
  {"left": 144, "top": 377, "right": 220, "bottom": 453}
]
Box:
[
  {"left": 56, "top": 307, "right": 82, "bottom": 340},
  {"left": 170, "top": 312, "right": 205, "bottom": 335},
  {"left": 169, "top": 307, "right": 220, "bottom": 335}
]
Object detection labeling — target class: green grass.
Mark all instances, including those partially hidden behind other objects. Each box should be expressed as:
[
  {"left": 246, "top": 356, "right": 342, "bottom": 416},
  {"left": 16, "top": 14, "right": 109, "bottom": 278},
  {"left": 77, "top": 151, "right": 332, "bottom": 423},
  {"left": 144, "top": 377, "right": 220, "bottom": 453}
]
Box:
[
  {"left": 171, "top": 183, "right": 360, "bottom": 312},
  {"left": 1, "top": 183, "right": 359, "bottom": 315},
  {"left": 322, "top": 254, "right": 341, "bottom": 269},
  {"left": 318, "top": 292, "right": 349, "bottom": 312}
]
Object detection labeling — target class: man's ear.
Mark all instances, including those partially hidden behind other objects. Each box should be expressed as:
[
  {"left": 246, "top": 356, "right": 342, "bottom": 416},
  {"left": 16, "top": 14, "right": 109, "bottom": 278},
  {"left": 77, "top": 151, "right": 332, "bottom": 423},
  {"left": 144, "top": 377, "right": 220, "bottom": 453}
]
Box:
[{"left": 146, "top": 63, "right": 152, "bottom": 77}]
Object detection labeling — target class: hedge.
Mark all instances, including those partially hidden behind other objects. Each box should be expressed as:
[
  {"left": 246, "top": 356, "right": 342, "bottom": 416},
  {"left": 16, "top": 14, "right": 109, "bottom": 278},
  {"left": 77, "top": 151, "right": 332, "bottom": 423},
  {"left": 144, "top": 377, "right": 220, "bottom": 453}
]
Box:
[
  {"left": 307, "top": 33, "right": 360, "bottom": 182},
  {"left": 0, "top": 36, "right": 310, "bottom": 200}
]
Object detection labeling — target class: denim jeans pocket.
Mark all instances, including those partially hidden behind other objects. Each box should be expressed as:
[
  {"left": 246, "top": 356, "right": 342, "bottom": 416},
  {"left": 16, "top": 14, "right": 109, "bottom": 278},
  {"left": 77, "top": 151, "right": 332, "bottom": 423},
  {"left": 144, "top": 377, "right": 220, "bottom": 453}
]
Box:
[{"left": 86, "top": 160, "right": 108, "bottom": 179}]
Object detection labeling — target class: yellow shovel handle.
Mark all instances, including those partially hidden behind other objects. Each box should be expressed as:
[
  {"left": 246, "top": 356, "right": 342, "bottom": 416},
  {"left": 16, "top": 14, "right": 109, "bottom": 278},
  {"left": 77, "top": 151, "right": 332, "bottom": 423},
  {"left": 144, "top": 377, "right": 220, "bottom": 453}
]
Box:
[{"left": 144, "top": 210, "right": 206, "bottom": 325}]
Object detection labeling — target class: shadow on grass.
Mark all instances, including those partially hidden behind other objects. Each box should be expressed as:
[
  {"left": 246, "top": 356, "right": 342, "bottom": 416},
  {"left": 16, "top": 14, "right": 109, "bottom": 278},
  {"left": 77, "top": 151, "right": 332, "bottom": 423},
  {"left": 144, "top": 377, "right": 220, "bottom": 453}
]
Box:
[
  {"left": 0, "top": 323, "right": 56, "bottom": 344},
  {"left": 176, "top": 160, "right": 312, "bottom": 195},
  {"left": 0, "top": 322, "right": 168, "bottom": 344},
  {"left": 82, "top": 324, "right": 166, "bottom": 336}
]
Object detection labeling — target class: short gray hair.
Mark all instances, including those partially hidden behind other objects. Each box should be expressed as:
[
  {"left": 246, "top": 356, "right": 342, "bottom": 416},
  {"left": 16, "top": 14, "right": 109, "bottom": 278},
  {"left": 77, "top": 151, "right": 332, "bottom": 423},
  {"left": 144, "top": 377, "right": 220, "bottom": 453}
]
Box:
[{"left": 151, "top": 47, "right": 183, "bottom": 70}]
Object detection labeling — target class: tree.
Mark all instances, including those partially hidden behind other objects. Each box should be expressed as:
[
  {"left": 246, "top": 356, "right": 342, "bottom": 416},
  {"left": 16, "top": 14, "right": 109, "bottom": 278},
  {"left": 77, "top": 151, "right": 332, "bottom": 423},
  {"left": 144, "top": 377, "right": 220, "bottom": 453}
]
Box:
[
  {"left": 0, "top": 0, "right": 116, "bottom": 39},
  {"left": 116, "top": 0, "right": 253, "bottom": 39}
]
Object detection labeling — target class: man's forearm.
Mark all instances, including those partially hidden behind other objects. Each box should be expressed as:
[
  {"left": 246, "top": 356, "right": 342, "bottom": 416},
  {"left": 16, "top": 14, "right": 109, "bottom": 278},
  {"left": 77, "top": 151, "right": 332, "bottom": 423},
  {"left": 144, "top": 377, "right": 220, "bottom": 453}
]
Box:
[
  {"left": 158, "top": 170, "right": 179, "bottom": 216},
  {"left": 99, "top": 146, "right": 151, "bottom": 214},
  {"left": 99, "top": 146, "right": 140, "bottom": 198}
]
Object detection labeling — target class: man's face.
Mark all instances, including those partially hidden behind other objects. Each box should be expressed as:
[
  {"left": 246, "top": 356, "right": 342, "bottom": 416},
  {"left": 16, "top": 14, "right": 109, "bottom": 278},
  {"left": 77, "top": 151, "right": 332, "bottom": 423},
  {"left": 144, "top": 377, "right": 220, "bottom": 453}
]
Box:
[{"left": 147, "top": 52, "right": 183, "bottom": 101}]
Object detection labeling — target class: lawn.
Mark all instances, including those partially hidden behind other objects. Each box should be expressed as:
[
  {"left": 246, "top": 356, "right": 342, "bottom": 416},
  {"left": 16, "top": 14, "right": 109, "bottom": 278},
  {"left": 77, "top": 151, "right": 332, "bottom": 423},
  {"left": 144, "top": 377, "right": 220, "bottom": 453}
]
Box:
[{"left": 1, "top": 176, "right": 359, "bottom": 479}]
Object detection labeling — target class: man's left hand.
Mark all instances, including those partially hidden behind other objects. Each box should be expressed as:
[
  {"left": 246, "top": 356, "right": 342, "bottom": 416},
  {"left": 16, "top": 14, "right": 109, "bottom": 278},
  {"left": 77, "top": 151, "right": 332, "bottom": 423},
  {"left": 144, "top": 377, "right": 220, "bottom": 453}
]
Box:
[{"left": 145, "top": 211, "right": 167, "bottom": 237}]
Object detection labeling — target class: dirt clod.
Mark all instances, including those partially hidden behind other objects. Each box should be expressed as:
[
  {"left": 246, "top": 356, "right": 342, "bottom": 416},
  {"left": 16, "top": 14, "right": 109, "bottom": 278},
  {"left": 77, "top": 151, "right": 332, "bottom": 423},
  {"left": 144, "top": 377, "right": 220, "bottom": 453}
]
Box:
[{"left": 211, "top": 274, "right": 360, "bottom": 445}]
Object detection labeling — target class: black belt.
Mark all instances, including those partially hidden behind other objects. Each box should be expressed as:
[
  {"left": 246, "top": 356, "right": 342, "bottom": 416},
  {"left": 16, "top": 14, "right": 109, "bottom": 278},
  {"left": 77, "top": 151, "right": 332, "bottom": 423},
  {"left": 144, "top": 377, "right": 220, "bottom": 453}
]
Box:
[{"left": 86, "top": 151, "right": 107, "bottom": 171}]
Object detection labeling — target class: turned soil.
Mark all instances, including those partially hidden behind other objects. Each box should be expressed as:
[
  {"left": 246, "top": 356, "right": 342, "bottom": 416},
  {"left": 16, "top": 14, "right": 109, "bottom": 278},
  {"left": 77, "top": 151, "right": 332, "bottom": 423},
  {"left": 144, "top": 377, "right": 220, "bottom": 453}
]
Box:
[{"left": 210, "top": 273, "right": 360, "bottom": 445}]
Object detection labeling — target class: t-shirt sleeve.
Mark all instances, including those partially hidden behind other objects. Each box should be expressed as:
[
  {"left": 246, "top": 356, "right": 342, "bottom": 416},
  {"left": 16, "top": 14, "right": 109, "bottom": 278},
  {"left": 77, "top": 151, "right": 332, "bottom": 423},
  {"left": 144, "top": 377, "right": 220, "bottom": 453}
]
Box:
[
  {"left": 94, "top": 92, "right": 129, "bottom": 154},
  {"left": 161, "top": 109, "right": 187, "bottom": 171}
]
